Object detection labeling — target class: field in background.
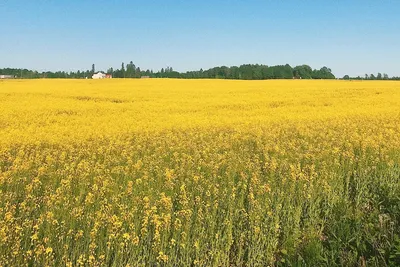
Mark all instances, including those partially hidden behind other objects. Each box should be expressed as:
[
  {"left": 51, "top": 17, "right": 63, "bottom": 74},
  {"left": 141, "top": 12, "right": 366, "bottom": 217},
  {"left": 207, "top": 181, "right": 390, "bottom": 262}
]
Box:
[{"left": 1, "top": 79, "right": 400, "bottom": 266}]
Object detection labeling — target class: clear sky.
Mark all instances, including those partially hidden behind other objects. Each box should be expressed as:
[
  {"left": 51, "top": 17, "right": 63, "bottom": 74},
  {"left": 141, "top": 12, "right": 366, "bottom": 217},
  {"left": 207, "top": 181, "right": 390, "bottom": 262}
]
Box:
[{"left": 1, "top": 0, "right": 399, "bottom": 77}]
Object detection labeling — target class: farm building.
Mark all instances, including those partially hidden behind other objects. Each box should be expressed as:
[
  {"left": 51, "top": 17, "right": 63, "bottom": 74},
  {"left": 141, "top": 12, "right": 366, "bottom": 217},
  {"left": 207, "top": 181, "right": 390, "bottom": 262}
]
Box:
[
  {"left": 0, "top": 75, "right": 15, "bottom": 79},
  {"left": 92, "top": 72, "right": 112, "bottom": 79},
  {"left": 92, "top": 72, "right": 106, "bottom": 79}
]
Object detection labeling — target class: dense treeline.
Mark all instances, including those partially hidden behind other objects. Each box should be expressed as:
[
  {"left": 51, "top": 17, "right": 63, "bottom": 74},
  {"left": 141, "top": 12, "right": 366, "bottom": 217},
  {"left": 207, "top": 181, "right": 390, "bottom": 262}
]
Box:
[
  {"left": 1, "top": 63, "right": 336, "bottom": 80},
  {"left": 183, "top": 64, "right": 336, "bottom": 80},
  {"left": 0, "top": 68, "right": 92, "bottom": 79},
  {"left": 343, "top": 73, "right": 400, "bottom": 80},
  {"left": 1, "top": 62, "right": 399, "bottom": 80}
]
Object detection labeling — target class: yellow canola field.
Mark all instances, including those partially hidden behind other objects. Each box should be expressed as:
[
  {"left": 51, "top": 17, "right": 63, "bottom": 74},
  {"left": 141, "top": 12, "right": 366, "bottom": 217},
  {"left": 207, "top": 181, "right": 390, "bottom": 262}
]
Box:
[
  {"left": 1, "top": 79, "right": 400, "bottom": 145},
  {"left": 1, "top": 79, "right": 400, "bottom": 266}
]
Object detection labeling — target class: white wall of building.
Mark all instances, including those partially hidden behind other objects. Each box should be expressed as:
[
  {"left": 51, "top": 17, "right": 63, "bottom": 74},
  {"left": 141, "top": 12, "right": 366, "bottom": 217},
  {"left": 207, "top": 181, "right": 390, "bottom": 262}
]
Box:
[{"left": 92, "top": 72, "right": 106, "bottom": 79}]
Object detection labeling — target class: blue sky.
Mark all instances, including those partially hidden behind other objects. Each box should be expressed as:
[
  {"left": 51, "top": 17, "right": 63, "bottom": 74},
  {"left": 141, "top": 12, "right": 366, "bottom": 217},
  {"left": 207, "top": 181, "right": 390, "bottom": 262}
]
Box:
[{"left": 1, "top": 0, "right": 399, "bottom": 77}]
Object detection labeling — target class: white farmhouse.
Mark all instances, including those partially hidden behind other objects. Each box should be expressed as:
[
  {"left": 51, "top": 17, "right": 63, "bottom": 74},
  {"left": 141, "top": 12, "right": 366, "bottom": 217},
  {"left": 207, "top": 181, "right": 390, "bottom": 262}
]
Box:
[
  {"left": 92, "top": 72, "right": 106, "bottom": 79},
  {"left": 0, "top": 75, "right": 14, "bottom": 79}
]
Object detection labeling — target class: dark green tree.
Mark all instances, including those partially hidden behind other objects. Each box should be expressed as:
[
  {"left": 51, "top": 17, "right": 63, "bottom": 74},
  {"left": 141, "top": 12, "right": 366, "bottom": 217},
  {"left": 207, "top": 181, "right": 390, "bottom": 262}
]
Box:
[{"left": 121, "top": 63, "right": 125, "bottom": 78}]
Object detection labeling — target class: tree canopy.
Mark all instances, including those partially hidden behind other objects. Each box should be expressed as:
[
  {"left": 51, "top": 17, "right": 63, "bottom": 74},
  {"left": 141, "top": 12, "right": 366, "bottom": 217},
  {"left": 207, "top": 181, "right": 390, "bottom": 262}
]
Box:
[{"left": 2, "top": 62, "right": 397, "bottom": 80}]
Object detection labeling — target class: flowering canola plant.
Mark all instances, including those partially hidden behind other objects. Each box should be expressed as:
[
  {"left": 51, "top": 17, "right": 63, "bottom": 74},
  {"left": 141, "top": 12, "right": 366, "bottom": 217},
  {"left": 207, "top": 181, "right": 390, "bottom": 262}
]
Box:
[{"left": 0, "top": 79, "right": 400, "bottom": 266}]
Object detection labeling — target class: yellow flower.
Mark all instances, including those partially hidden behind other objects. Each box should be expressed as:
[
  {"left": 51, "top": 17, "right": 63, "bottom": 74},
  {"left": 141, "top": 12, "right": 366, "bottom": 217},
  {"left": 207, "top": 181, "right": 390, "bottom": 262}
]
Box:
[
  {"left": 45, "top": 247, "right": 53, "bottom": 255},
  {"left": 157, "top": 251, "right": 168, "bottom": 263},
  {"left": 122, "top": 233, "right": 130, "bottom": 240},
  {"left": 31, "top": 233, "right": 38, "bottom": 241}
]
